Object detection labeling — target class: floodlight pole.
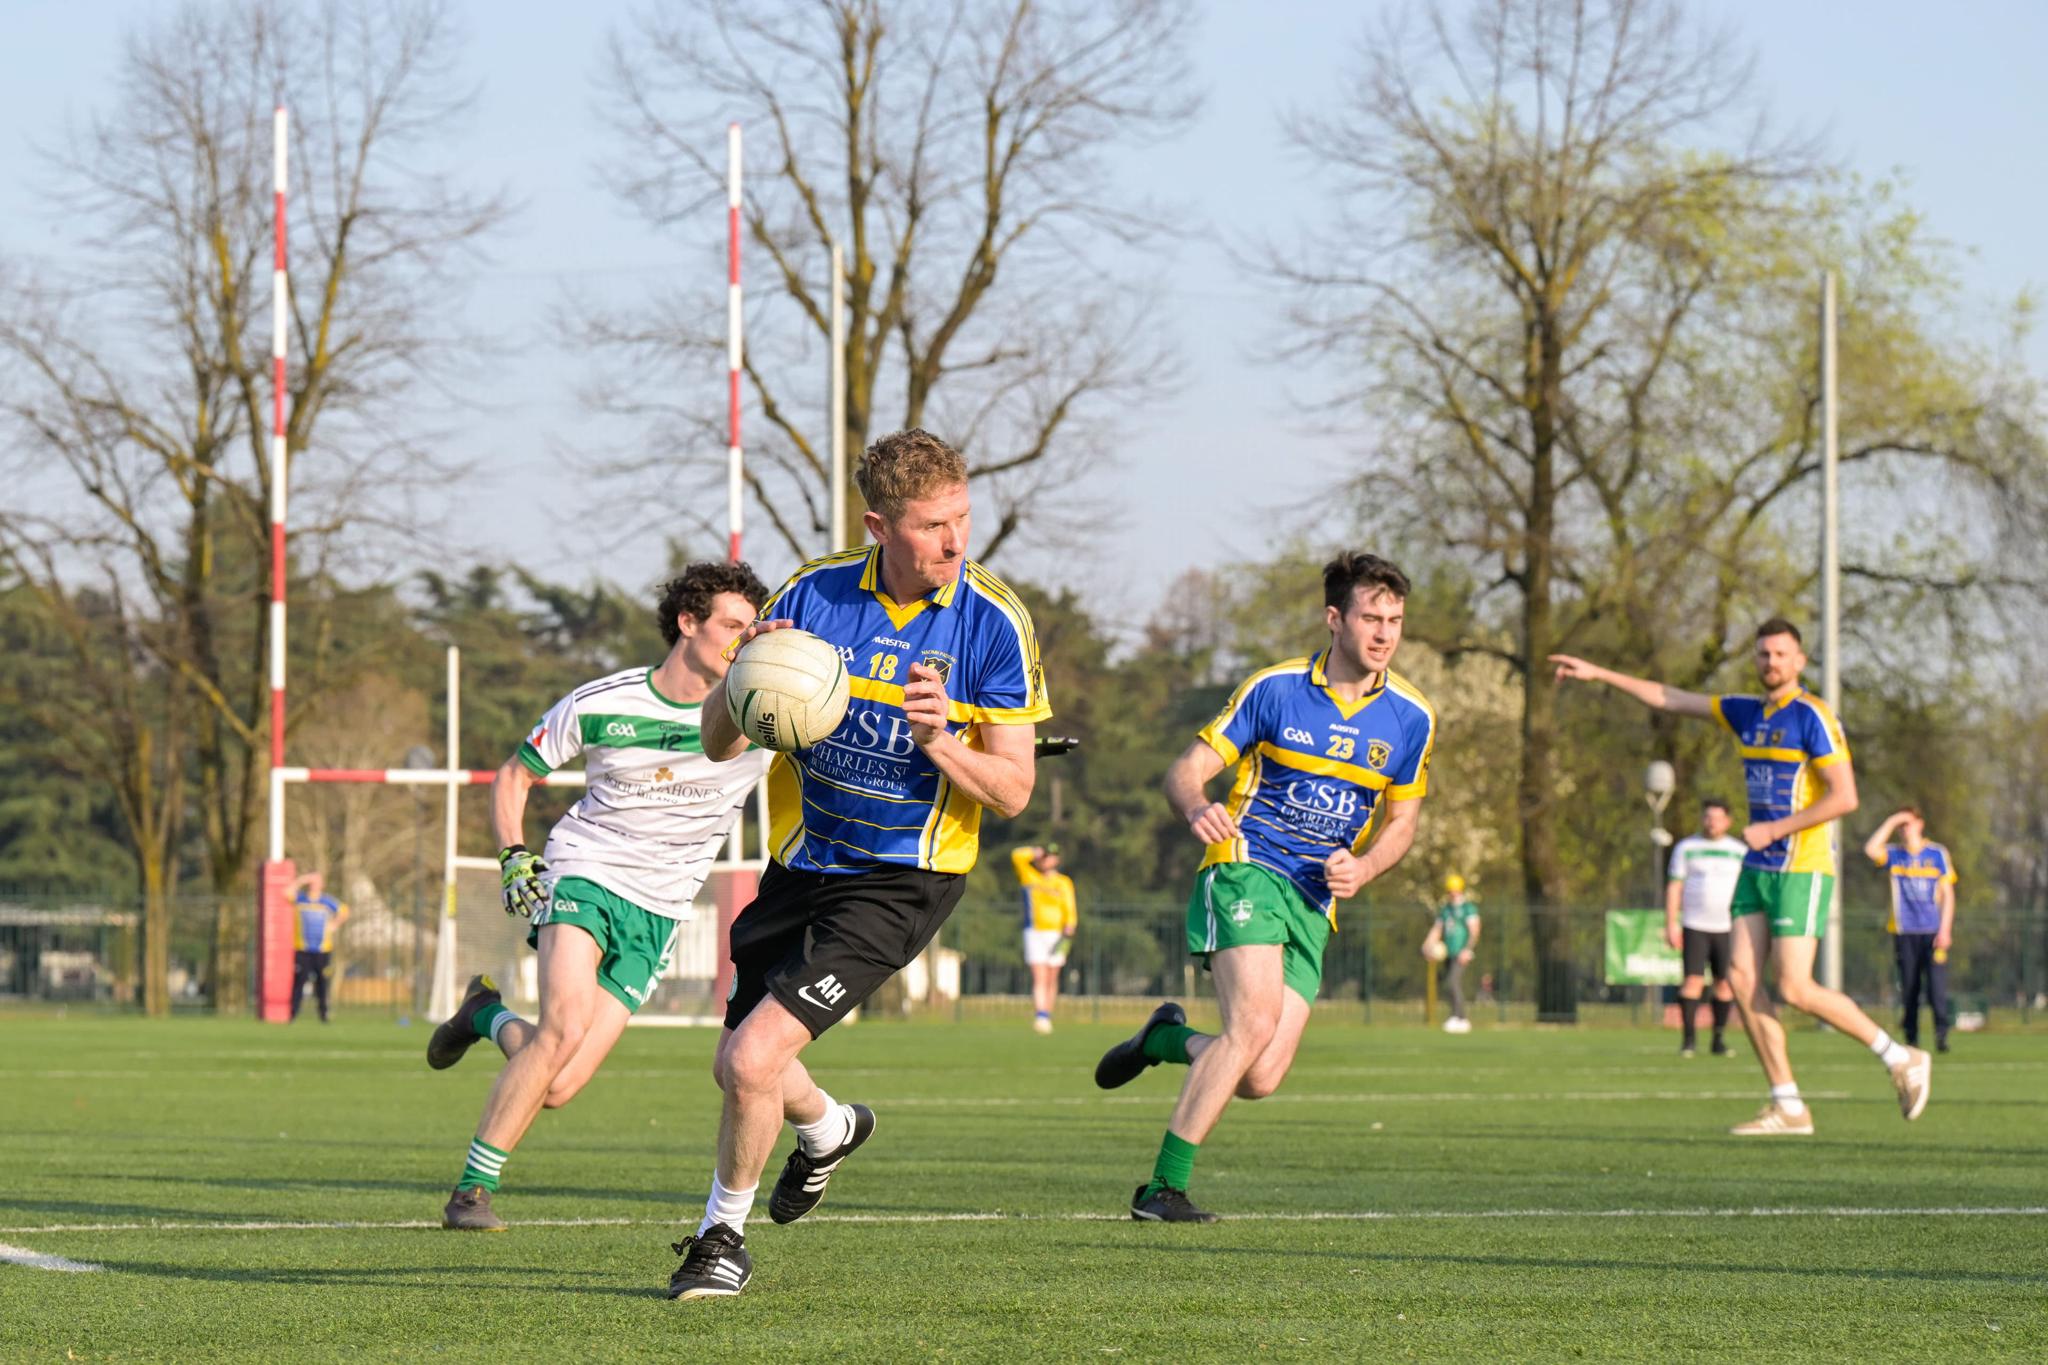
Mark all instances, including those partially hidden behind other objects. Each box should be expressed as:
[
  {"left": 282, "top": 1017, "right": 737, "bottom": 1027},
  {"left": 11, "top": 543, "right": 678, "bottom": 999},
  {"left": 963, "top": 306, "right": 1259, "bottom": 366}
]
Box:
[
  {"left": 1820, "top": 271, "right": 1844, "bottom": 998},
  {"left": 829, "top": 242, "right": 848, "bottom": 551}
]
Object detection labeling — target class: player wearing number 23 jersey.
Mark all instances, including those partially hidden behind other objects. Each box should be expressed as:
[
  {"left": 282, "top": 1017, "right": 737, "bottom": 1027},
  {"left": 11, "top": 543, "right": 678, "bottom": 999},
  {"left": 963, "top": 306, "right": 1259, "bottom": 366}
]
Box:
[{"left": 1197, "top": 648, "right": 1436, "bottom": 921}]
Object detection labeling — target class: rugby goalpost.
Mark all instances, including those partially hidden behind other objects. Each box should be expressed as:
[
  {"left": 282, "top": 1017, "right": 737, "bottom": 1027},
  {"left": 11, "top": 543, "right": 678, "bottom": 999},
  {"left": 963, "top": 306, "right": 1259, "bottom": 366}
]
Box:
[{"left": 257, "top": 114, "right": 781, "bottom": 1025}]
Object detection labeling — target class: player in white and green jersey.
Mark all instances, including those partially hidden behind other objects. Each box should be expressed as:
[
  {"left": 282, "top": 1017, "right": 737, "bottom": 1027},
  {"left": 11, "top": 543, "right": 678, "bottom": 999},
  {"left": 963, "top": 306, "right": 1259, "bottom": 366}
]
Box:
[
  {"left": 427, "top": 562, "right": 773, "bottom": 1231},
  {"left": 1665, "top": 799, "right": 1746, "bottom": 1057}
]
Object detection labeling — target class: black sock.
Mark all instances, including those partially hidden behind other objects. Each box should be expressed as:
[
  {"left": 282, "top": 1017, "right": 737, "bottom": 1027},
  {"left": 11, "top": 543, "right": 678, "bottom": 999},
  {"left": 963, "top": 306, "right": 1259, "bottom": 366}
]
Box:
[
  {"left": 1710, "top": 997, "right": 1731, "bottom": 1037},
  {"left": 1680, "top": 994, "right": 1700, "bottom": 1048}
]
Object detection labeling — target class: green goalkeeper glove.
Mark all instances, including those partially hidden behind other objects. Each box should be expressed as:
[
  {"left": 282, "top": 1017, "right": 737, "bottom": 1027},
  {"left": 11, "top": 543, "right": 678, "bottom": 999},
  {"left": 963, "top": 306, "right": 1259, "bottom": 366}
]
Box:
[
  {"left": 498, "top": 844, "right": 549, "bottom": 919},
  {"left": 1055, "top": 937, "right": 1073, "bottom": 960}
]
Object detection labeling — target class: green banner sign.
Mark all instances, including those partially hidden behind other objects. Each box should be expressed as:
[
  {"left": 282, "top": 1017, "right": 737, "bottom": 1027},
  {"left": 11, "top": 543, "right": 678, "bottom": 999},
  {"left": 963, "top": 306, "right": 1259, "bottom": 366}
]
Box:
[{"left": 1604, "top": 909, "right": 1682, "bottom": 985}]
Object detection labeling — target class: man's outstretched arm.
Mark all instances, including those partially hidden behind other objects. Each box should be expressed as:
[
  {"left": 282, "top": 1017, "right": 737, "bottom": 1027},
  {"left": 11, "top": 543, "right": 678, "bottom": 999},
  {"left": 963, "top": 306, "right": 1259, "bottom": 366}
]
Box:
[{"left": 1549, "top": 655, "right": 1717, "bottom": 719}]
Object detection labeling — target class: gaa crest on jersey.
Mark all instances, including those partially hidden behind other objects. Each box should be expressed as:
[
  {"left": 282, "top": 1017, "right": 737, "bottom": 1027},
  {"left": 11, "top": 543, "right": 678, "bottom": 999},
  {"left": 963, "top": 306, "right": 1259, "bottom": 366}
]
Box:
[
  {"left": 919, "top": 650, "right": 956, "bottom": 686},
  {"left": 1365, "top": 738, "right": 1392, "bottom": 771}
]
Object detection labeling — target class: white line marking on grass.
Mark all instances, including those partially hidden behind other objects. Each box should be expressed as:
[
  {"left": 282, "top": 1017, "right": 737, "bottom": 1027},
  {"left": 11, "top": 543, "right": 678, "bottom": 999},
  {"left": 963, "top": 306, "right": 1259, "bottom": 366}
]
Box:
[
  {"left": 857, "top": 1089, "right": 1856, "bottom": 1107},
  {"left": 3, "top": 1207, "right": 2041, "bottom": 1237},
  {"left": 0, "top": 1242, "right": 104, "bottom": 1272}
]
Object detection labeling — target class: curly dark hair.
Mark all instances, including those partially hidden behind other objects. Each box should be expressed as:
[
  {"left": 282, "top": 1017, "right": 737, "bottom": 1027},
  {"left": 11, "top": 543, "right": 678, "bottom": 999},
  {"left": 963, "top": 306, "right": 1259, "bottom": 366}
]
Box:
[
  {"left": 655, "top": 561, "right": 769, "bottom": 646},
  {"left": 1322, "top": 551, "right": 1410, "bottom": 611}
]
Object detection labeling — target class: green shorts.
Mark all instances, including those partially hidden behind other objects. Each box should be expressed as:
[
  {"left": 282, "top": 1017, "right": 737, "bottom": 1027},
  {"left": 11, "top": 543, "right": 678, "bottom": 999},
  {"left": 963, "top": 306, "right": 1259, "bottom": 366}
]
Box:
[
  {"left": 1186, "top": 862, "right": 1332, "bottom": 1004},
  {"left": 526, "top": 876, "right": 682, "bottom": 1014},
  {"left": 1730, "top": 867, "right": 1834, "bottom": 939}
]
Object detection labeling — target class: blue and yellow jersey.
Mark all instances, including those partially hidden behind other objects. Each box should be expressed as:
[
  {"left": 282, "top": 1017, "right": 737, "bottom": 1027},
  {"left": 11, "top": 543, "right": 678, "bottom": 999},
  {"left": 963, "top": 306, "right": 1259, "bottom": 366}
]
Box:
[
  {"left": 1712, "top": 689, "right": 1850, "bottom": 874},
  {"left": 759, "top": 546, "right": 1051, "bottom": 875},
  {"left": 1874, "top": 842, "right": 1955, "bottom": 934},
  {"left": 1011, "top": 847, "right": 1078, "bottom": 934},
  {"left": 1196, "top": 648, "right": 1435, "bottom": 920},
  {"left": 293, "top": 892, "right": 346, "bottom": 952}
]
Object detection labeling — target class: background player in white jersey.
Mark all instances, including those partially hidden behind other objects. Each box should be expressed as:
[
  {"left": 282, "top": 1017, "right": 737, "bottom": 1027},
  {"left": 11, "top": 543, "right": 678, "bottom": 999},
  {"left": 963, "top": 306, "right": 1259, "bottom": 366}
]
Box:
[
  {"left": 425, "top": 562, "right": 772, "bottom": 1230},
  {"left": 1665, "top": 799, "right": 1745, "bottom": 1057}
]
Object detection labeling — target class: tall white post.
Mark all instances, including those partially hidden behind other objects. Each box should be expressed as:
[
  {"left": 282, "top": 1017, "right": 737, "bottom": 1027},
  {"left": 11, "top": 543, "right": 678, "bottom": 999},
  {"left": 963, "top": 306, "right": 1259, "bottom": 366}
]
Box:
[
  {"left": 727, "top": 122, "right": 744, "bottom": 563},
  {"left": 430, "top": 645, "right": 463, "bottom": 1018},
  {"left": 1820, "top": 270, "right": 1844, "bottom": 997},
  {"left": 829, "top": 242, "right": 848, "bottom": 551}
]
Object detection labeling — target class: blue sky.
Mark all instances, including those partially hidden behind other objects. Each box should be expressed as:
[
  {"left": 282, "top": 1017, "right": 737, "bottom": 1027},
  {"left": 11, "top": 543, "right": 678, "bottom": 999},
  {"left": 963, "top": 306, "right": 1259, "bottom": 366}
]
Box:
[{"left": 4, "top": 0, "right": 2042, "bottom": 615}]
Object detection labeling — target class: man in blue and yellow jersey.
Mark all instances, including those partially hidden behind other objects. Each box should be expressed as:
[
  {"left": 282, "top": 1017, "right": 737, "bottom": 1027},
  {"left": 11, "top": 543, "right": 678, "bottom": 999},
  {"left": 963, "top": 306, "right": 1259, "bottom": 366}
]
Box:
[
  {"left": 1553, "top": 618, "right": 1932, "bottom": 1136},
  {"left": 1012, "top": 843, "right": 1077, "bottom": 1033},
  {"left": 1863, "top": 807, "right": 1958, "bottom": 1053},
  {"left": 667, "top": 429, "right": 1050, "bottom": 1300},
  {"left": 289, "top": 871, "right": 348, "bottom": 1023},
  {"left": 1095, "top": 552, "right": 1435, "bottom": 1223}
]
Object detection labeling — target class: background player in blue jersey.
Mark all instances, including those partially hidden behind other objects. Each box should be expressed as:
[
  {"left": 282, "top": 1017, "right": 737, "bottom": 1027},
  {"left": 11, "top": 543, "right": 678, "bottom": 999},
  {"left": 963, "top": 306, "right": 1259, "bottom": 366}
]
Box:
[
  {"left": 288, "top": 871, "right": 348, "bottom": 1023},
  {"left": 1552, "top": 619, "right": 1932, "bottom": 1135},
  {"left": 669, "top": 428, "right": 1051, "bottom": 1299},
  {"left": 1095, "top": 552, "right": 1435, "bottom": 1222},
  {"left": 1863, "top": 807, "right": 1958, "bottom": 1052}
]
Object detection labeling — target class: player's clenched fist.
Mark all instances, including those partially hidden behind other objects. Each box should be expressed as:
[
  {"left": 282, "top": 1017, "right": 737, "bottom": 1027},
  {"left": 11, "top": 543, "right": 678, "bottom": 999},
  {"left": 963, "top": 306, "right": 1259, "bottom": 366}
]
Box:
[
  {"left": 1185, "top": 801, "right": 1239, "bottom": 846},
  {"left": 498, "top": 845, "right": 549, "bottom": 918},
  {"left": 902, "top": 662, "right": 951, "bottom": 745},
  {"left": 1323, "top": 849, "right": 1368, "bottom": 900}
]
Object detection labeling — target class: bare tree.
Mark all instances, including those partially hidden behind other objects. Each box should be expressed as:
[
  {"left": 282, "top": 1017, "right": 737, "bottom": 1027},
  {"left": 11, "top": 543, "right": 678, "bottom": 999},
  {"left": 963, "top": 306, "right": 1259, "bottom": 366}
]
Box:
[
  {"left": 584, "top": 0, "right": 1197, "bottom": 562},
  {"left": 0, "top": 0, "right": 506, "bottom": 1013},
  {"left": 1277, "top": 0, "right": 2047, "bottom": 1014}
]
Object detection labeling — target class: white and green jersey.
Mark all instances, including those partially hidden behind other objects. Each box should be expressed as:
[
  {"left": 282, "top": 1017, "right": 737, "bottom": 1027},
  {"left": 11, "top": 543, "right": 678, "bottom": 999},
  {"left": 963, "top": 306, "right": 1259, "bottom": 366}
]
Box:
[
  {"left": 1667, "top": 834, "right": 1747, "bottom": 932},
  {"left": 517, "top": 667, "right": 770, "bottom": 919}
]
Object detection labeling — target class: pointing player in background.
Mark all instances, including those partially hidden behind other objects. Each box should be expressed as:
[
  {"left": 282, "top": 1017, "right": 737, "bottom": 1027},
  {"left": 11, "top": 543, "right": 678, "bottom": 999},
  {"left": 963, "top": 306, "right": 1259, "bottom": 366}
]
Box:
[
  {"left": 1096, "top": 552, "right": 1434, "bottom": 1223},
  {"left": 668, "top": 428, "right": 1050, "bottom": 1299},
  {"left": 1552, "top": 618, "right": 1931, "bottom": 1135},
  {"left": 1012, "top": 842, "right": 1078, "bottom": 1033},
  {"left": 425, "top": 563, "right": 772, "bottom": 1230},
  {"left": 1665, "top": 799, "right": 1745, "bottom": 1058},
  {"left": 1864, "top": 807, "right": 1958, "bottom": 1053}
]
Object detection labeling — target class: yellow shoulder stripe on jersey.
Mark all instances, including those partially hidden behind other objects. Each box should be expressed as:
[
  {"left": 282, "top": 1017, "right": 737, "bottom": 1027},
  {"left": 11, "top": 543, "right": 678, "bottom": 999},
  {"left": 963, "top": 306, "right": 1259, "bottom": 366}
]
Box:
[
  {"left": 1254, "top": 741, "right": 1392, "bottom": 790},
  {"left": 963, "top": 563, "right": 1041, "bottom": 661},
  {"left": 1199, "top": 658, "right": 1315, "bottom": 764},
  {"left": 1810, "top": 751, "right": 1847, "bottom": 768},
  {"left": 763, "top": 546, "right": 868, "bottom": 616}
]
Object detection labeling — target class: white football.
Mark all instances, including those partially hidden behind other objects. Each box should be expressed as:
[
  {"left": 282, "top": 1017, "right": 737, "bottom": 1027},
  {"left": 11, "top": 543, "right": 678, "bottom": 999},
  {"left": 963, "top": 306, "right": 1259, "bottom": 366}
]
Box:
[
  {"left": 1423, "top": 939, "right": 1449, "bottom": 963},
  {"left": 724, "top": 629, "right": 851, "bottom": 752}
]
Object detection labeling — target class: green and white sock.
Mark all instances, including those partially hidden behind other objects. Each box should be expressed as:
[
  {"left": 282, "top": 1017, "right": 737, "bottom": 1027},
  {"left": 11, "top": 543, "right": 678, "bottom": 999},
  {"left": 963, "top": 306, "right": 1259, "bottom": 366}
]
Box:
[
  {"left": 458, "top": 1137, "right": 509, "bottom": 1193},
  {"left": 1869, "top": 1030, "right": 1911, "bottom": 1068},
  {"left": 1146, "top": 1130, "right": 1198, "bottom": 1196},
  {"left": 1769, "top": 1084, "right": 1805, "bottom": 1118},
  {"left": 1141, "top": 1024, "right": 1198, "bottom": 1065},
  {"left": 472, "top": 1001, "right": 512, "bottom": 1041}
]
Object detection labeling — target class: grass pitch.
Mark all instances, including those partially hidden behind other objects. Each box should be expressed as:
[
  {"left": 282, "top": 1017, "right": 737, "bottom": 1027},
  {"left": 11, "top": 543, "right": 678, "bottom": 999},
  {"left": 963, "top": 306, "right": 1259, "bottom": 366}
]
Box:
[{"left": 1, "top": 1010, "right": 2042, "bottom": 1362}]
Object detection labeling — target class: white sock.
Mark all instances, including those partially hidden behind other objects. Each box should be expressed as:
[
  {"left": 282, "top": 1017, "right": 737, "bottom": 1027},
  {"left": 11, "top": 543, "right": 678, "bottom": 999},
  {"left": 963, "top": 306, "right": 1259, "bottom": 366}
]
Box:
[
  {"left": 697, "top": 1174, "right": 756, "bottom": 1237},
  {"left": 793, "top": 1092, "right": 852, "bottom": 1157},
  {"left": 1770, "top": 1083, "right": 1806, "bottom": 1118},
  {"left": 487, "top": 1010, "right": 520, "bottom": 1045},
  {"left": 1869, "top": 1030, "right": 1911, "bottom": 1067}
]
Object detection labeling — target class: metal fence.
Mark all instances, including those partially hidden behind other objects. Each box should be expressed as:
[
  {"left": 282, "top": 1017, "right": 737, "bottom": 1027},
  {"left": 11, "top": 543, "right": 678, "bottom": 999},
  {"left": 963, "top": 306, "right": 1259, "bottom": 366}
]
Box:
[
  {"left": 930, "top": 898, "right": 2048, "bottom": 1030},
  {"left": 5, "top": 889, "right": 2045, "bottom": 1032}
]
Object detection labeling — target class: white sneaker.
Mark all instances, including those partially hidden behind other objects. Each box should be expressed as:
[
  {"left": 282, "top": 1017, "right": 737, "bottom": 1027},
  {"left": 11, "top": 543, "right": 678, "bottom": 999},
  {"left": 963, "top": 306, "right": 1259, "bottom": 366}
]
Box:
[
  {"left": 1032, "top": 1015, "right": 1053, "bottom": 1035},
  {"left": 1442, "top": 1017, "right": 1470, "bottom": 1034},
  {"left": 1729, "top": 1102, "right": 1814, "bottom": 1136},
  {"left": 1890, "top": 1047, "right": 1931, "bottom": 1120}
]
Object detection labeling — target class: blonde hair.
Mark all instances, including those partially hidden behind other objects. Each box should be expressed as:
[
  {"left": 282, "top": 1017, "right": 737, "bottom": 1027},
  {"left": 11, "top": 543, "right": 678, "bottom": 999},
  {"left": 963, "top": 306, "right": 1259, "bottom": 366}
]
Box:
[{"left": 857, "top": 428, "right": 968, "bottom": 522}]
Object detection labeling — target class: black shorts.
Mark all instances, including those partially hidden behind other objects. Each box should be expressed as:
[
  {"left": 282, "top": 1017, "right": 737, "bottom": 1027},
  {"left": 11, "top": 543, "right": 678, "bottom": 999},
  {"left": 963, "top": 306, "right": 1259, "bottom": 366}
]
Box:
[
  {"left": 725, "top": 862, "right": 965, "bottom": 1038},
  {"left": 1681, "top": 927, "right": 1732, "bottom": 981}
]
